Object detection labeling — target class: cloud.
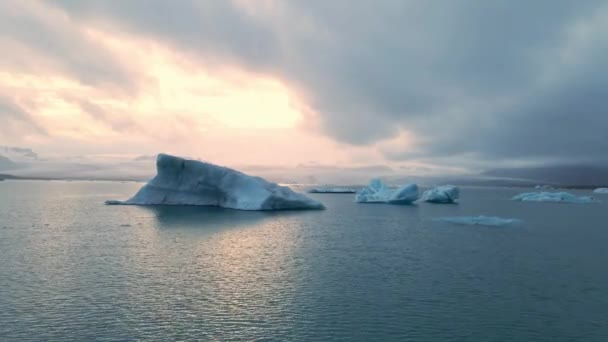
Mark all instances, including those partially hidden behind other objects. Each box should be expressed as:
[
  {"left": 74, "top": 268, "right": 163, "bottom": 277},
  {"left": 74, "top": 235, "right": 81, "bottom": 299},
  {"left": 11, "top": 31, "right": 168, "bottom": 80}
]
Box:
[
  {"left": 2, "top": 1, "right": 607, "bottom": 170},
  {"left": 0, "top": 1, "right": 138, "bottom": 91},
  {"left": 47, "top": 0, "right": 608, "bottom": 167},
  {"left": 0, "top": 95, "right": 47, "bottom": 137}
]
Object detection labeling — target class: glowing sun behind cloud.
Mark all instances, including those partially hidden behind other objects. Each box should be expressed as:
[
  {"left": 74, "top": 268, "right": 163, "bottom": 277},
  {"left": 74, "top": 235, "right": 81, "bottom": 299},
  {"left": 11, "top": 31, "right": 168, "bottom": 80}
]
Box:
[
  {"left": 1, "top": 18, "right": 417, "bottom": 170},
  {"left": 87, "top": 27, "right": 303, "bottom": 130}
]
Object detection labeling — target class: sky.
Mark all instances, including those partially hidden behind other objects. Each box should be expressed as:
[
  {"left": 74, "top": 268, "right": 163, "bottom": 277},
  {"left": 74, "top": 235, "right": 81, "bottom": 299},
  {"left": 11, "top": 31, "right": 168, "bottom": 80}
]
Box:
[{"left": 2, "top": 0, "right": 608, "bottom": 175}]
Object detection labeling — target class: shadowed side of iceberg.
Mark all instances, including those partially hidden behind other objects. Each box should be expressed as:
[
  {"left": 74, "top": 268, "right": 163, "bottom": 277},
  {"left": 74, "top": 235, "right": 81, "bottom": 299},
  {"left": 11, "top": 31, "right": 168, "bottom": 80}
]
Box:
[
  {"left": 105, "top": 154, "right": 324, "bottom": 211},
  {"left": 420, "top": 185, "right": 460, "bottom": 203}
]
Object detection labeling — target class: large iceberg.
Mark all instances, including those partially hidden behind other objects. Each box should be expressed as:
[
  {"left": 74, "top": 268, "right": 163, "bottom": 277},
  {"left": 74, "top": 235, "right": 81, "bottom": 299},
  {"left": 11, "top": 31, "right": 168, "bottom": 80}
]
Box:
[
  {"left": 512, "top": 191, "right": 596, "bottom": 204},
  {"left": 355, "top": 179, "right": 419, "bottom": 204},
  {"left": 420, "top": 185, "right": 459, "bottom": 203},
  {"left": 106, "top": 154, "right": 324, "bottom": 210},
  {"left": 593, "top": 188, "right": 608, "bottom": 194},
  {"left": 436, "top": 216, "right": 521, "bottom": 227}
]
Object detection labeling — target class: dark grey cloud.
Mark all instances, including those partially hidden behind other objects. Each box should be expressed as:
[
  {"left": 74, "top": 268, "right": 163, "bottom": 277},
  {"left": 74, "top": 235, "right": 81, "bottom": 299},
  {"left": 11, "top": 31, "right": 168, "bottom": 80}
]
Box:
[
  {"left": 52, "top": 0, "right": 280, "bottom": 71},
  {"left": 0, "top": 1, "right": 137, "bottom": 90},
  {"left": 42, "top": 1, "right": 608, "bottom": 166}
]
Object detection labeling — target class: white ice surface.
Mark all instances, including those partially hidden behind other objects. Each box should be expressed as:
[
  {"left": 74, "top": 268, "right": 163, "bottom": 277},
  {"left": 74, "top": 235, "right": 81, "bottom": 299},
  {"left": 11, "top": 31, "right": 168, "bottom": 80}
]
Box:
[
  {"left": 420, "top": 185, "right": 459, "bottom": 203},
  {"left": 436, "top": 216, "right": 521, "bottom": 227},
  {"left": 512, "top": 191, "right": 596, "bottom": 203},
  {"left": 106, "top": 154, "right": 324, "bottom": 210},
  {"left": 355, "top": 179, "right": 419, "bottom": 204}
]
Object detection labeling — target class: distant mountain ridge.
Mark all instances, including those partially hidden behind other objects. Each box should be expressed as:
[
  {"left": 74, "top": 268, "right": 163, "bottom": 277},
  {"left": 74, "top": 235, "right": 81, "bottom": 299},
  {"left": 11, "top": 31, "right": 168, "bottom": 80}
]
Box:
[
  {"left": 482, "top": 165, "right": 608, "bottom": 187},
  {"left": 0, "top": 146, "right": 38, "bottom": 161}
]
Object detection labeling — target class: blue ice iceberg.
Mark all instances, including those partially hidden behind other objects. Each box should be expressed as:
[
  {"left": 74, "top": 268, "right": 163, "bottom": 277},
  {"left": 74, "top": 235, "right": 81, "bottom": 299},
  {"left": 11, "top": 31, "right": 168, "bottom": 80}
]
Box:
[
  {"left": 106, "top": 154, "right": 324, "bottom": 210},
  {"left": 512, "top": 191, "right": 596, "bottom": 204},
  {"left": 436, "top": 216, "right": 521, "bottom": 227},
  {"left": 355, "top": 179, "right": 419, "bottom": 204},
  {"left": 421, "top": 185, "right": 459, "bottom": 203},
  {"left": 593, "top": 188, "right": 608, "bottom": 194}
]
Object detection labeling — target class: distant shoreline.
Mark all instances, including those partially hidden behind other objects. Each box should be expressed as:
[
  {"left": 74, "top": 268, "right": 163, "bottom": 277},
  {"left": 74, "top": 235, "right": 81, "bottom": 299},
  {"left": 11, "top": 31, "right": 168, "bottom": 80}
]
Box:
[
  {"left": 0, "top": 174, "right": 146, "bottom": 183},
  {"left": 1, "top": 173, "right": 605, "bottom": 190}
]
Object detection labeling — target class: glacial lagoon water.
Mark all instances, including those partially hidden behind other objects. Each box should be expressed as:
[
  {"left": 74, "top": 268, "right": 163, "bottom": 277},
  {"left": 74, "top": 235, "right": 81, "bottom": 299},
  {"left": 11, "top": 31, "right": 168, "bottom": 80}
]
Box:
[{"left": 1, "top": 180, "right": 607, "bottom": 341}]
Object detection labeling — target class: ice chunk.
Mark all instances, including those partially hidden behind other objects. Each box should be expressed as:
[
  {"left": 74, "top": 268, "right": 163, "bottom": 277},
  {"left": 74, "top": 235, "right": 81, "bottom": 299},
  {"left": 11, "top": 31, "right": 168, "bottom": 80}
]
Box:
[
  {"left": 512, "top": 191, "right": 596, "bottom": 203},
  {"left": 436, "top": 216, "right": 521, "bottom": 227},
  {"left": 106, "top": 154, "right": 324, "bottom": 210},
  {"left": 355, "top": 179, "right": 419, "bottom": 204},
  {"left": 593, "top": 188, "right": 608, "bottom": 194},
  {"left": 421, "top": 185, "right": 459, "bottom": 203},
  {"left": 308, "top": 187, "right": 357, "bottom": 193}
]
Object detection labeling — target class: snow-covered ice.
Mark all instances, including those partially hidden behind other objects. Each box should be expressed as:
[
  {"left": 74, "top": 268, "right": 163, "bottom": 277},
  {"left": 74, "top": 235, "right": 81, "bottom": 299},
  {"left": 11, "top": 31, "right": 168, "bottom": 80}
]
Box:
[
  {"left": 309, "top": 187, "right": 357, "bottom": 193},
  {"left": 420, "top": 185, "right": 459, "bottom": 203},
  {"left": 355, "top": 179, "right": 419, "bottom": 204},
  {"left": 512, "top": 191, "right": 596, "bottom": 204},
  {"left": 436, "top": 216, "right": 521, "bottom": 227},
  {"left": 105, "top": 154, "right": 325, "bottom": 210},
  {"left": 593, "top": 188, "right": 608, "bottom": 194}
]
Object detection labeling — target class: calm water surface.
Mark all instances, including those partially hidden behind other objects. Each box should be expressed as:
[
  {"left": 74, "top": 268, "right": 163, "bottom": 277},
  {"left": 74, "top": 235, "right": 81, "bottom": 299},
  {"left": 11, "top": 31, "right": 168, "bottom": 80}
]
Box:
[{"left": 1, "top": 180, "right": 607, "bottom": 341}]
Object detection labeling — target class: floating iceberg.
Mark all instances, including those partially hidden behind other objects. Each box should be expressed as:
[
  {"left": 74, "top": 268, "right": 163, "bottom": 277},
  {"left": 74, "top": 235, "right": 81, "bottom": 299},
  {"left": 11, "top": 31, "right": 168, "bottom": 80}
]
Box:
[
  {"left": 512, "top": 191, "right": 596, "bottom": 204},
  {"left": 436, "top": 216, "right": 521, "bottom": 227},
  {"left": 309, "top": 187, "right": 357, "bottom": 194},
  {"left": 420, "top": 185, "right": 459, "bottom": 203},
  {"left": 593, "top": 188, "right": 608, "bottom": 194},
  {"left": 106, "top": 154, "right": 324, "bottom": 210},
  {"left": 355, "top": 179, "right": 419, "bottom": 204}
]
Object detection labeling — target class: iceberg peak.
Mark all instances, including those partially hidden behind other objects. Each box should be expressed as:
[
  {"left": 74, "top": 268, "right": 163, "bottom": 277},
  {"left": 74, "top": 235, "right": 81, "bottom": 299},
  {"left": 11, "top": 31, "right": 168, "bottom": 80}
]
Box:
[{"left": 106, "top": 154, "right": 324, "bottom": 210}]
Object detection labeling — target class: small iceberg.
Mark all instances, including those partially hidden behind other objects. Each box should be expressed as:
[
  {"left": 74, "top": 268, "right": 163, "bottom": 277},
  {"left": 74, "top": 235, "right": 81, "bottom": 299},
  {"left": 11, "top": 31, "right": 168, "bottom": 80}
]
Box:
[
  {"left": 420, "top": 185, "right": 459, "bottom": 203},
  {"left": 512, "top": 191, "right": 596, "bottom": 204},
  {"left": 355, "top": 179, "right": 419, "bottom": 204},
  {"left": 436, "top": 216, "right": 521, "bottom": 227},
  {"left": 106, "top": 154, "right": 324, "bottom": 211},
  {"left": 593, "top": 188, "right": 608, "bottom": 194},
  {"left": 308, "top": 187, "right": 357, "bottom": 194}
]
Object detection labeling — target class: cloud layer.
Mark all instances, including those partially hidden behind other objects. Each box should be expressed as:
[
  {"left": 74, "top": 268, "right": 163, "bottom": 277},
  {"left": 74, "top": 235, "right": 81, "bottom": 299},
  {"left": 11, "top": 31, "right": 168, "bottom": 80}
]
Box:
[{"left": 3, "top": 1, "right": 608, "bottom": 169}]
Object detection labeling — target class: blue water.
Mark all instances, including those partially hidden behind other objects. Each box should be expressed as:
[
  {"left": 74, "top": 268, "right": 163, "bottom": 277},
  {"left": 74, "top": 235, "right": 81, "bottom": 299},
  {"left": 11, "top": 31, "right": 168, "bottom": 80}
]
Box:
[{"left": 1, "top": 180, "right": 607, "bottom": 341}]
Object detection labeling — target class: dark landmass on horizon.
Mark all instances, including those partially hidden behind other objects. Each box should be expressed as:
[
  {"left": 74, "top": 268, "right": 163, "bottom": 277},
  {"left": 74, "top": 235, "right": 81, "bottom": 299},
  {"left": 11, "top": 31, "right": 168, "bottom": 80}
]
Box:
[{"left": 482, "top": 165, "right": 608, "bottom": 188}]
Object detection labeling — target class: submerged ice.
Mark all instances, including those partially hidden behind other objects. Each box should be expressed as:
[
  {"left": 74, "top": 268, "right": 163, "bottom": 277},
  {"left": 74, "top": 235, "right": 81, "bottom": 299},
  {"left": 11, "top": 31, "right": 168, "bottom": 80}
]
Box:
[
  {"left": 436, "top": 216, "right": 521, "bottom": 227},
  {"left": 106, "top": 154, "right": 324, "bottom": 210},
  {"left": 512, "top": 191, "right": 596, "bottom": 204},
  {"left": 355, "top": 179, "right": 419, "bottom": 204},
  {"left": 421, "top": 185, "right": 459, "bottom": 203}
]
